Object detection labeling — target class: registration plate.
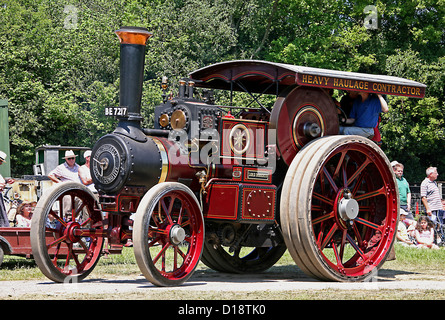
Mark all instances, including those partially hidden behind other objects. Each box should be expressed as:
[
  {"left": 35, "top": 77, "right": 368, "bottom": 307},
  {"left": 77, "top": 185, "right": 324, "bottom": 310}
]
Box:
[{"left": 105, "top": 107, "right": 128, "bottom": 117}]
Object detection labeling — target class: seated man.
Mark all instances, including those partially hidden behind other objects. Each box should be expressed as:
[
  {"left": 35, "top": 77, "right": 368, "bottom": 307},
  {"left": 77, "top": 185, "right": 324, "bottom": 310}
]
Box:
[{"left": 339, "top": 92, "right": 388, "bottom": 138}]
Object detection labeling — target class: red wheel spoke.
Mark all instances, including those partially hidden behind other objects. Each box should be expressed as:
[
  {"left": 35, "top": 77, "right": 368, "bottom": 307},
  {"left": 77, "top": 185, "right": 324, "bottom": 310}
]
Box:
[
  {"left": 74, "top": 202, "right": 86, "bottom": 221},
  {"left": 181, "top": 219, "right": 191, "bottom": 228},
  {"left": 177, "top": 206, "right": 184, "bottom": 225},
  {"left": 70, "top": 245, "right": 83, "bottom": 271},
  {"left": 49, "top": 209, "right": 67, "bottom": 227},
  {"left": 176, "top": 246, "right": 187, "bottom": 259},
  {"left": 346, "top": 234, "right": 366, "bottom": 260},
  {"left": 80, "top": 217, "right": 92, "bottom": 227},
  {"left": 148, "top": 236, "right": 161, "bottom": 248},
  {"left": 64, "top": 244, "right": 73, "bottom": 271},
  {"left": 47, "top": 235, "right": 67, "bottom": 250},
  {"left": 312, "top": 211, "right": 335, "bottom": 225},
  {"left": 149, "top": 226, "right": 169, "bottom": 236},
  {"left": 51, "top": 243, "right": 62, "bottom": 264},
  {"left": 70, "top": 194, "right": 76, "bottom": 218},
  {"left": 338, "top": 230, "right": 348, "bottom": 263},
  {"left": 76, "top": 239, "right": 89, "bottom": 253},
  {"left": 347, "top": 158, "right": 372, "bottom": 186},
  {"left": 351, "top": 222, "right": 364, "bottom": 248},
  {"left": 331, "top": 237, "right": 343, "bottom": 267},
  {"left": 333, "top": 151, "right": 347, "bottom": 180},
  {"left": 160, "top": 197, "right": 175, "bottom": 224},
  {"left": 313, "top": 192, "right": 334, "bottom": 206},
  {"left": 354, "top": 186, "right": 386, "bottom": 202},
  {"left": 351, "top": 172, "right": 366, "bottom": 197},
  {"left": 354, "top": 217, "right": 382, "bottom": 230},
  {"left": 322, "top": 167, "right": 339, "bottom": 193},
  {"left": 320, "top": 224, "right": 338, "bottom": 250},
  {"left": 173, "top": 247, "right": 178, "bottom": 270},
  {"left": 153, "top": 242, "right": 170, "bottom": 265}
]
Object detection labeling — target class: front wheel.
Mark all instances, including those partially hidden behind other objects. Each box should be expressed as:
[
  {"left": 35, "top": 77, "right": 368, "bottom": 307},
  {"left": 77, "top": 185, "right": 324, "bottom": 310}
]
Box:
[{"left": 133, "top": 182, "right": 204, "bottom": 287}]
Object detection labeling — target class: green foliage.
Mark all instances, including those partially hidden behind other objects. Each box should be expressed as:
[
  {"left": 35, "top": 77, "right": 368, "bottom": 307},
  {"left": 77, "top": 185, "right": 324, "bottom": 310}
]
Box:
[
  {"left": 0, "top": 0, "right": 443, "bottom": 180},
  {"left": 382, "top": 49, "right": 445, "bottom": 181}
]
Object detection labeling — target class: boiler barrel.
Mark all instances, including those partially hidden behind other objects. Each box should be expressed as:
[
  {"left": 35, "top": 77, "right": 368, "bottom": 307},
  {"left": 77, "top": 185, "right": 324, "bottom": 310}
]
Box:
[
  {"left": 91, "top": 134, "right": 162, "bottom": 193},
  {"left": 90, "top": 133, "right": 199, "bottom": 194}
]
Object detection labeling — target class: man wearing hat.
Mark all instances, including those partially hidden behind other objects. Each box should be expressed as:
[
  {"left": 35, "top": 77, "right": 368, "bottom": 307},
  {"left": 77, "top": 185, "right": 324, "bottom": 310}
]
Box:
[
  {"left": 48, "top": 150, "right": 82, "bottom": 216},
  {"left": 0, "top": 150, "right": 15, "bottom": 227},
  {"left": 48, "top": 150, "right": 81, "bottom": 184}
]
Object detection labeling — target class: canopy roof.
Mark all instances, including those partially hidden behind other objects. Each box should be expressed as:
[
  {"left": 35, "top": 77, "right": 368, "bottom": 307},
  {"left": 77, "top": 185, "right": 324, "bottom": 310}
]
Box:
[{"left": 189, "top": 60, "right": 426, "bottom": 98}]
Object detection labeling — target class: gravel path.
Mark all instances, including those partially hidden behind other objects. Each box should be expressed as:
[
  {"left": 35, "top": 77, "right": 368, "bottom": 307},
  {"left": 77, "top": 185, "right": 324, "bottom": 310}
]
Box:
[{"left": 2, "top": 270, "right": 445, "bottom": 299}]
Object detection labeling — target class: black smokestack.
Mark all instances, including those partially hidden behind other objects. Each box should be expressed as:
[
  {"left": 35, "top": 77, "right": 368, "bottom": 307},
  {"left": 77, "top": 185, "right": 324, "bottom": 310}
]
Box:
[{"left": 114, "top": 27, "right": 152, "bottom": 141}]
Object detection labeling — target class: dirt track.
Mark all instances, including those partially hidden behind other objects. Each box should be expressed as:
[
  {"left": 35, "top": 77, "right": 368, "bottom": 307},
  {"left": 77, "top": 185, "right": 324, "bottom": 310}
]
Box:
[{"left": 2, "top": 267, "right": 445, "bottom": 299}]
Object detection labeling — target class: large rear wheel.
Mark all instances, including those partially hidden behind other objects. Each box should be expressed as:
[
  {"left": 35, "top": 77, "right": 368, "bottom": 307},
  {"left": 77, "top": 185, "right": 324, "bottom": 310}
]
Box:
[{"left": 281, "top": 135, "right": 398, "bottom": 281}]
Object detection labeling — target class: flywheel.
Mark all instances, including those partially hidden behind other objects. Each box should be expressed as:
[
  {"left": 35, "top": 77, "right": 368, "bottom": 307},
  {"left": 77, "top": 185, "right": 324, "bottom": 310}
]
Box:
[{"left": 270, "top": 86, "right": 339, "bottom": 166}]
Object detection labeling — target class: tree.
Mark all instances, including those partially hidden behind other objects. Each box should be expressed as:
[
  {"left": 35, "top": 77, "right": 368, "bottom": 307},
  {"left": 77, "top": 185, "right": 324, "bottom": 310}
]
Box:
[{"left": 0, "top": 0, "right": 443, "bottom": 181}]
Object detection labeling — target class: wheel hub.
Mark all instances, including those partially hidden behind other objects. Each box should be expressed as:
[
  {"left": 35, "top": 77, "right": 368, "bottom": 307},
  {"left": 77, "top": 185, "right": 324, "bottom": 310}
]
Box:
[
  {"left": 169, "top": 224, "right": 186, "bottom": 245},
  {"left": 303, "top": 122, "right": 321, "bottom": 138},
  {"left": 338, "top": 190, "right": 359, "bottom": 221},
  {"left": 64, "top": 221, "right": 81, "bottom": 244}
]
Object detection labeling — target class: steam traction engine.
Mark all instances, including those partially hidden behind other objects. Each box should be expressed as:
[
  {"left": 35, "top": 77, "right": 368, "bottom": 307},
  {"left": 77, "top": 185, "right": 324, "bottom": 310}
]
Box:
[{"left": 30, "top": 27, "right": 426, "bottom": 286}]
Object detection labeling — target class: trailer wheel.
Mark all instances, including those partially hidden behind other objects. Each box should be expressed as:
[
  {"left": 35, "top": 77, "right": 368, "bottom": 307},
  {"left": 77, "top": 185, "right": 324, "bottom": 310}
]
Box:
[
  {"left": 133, "top": 182, "right": 204, "bottom": 287},
  {"left": 281, "top": 135, "right": 398, "bottom": 281},
  {"left": 0, "top": 245, "right": 3, "bottom": 267},
  {"left": 30, "top": 182, "right": 104, "bottom": 283}
]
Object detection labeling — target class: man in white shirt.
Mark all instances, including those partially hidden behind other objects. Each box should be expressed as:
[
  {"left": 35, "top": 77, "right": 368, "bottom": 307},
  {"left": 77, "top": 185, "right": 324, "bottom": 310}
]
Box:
[
  {"left": 48, "top": 150, "right": 81, "bottom": 183},
  {"left": 47, "top": 150, "right": 81, "bottom": 217},
  {"left": 420, "top": 167, "right": 444, "bottom": 224}
]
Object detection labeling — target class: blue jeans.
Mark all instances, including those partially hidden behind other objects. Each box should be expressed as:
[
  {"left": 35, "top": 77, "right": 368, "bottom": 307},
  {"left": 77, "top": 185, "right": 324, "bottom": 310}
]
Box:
[
  {"left": 432, "top": 210, "right": 445, "bottom": 225},
  {"left": 339, "top": 126, "right": 374, "bottom": 138}
]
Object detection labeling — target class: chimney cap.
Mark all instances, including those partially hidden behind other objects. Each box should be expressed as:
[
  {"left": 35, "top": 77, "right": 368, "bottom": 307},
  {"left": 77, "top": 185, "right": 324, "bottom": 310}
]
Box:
[{"left": 115, "top": 26, "right": 152, "bottom": 45}]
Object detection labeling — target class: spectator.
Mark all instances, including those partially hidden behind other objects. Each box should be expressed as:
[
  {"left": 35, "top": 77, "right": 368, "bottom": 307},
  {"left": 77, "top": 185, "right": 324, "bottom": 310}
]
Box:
[
  {"left": 78, "top": 150, "right": 96, "bottom": 193},
  {"left": 396, "top": 209, "right": 416, "bottom": 247},
  {"left": 48, "top": 150, "right": 81, "bottom": 217},
  {"left": 414, "top": 216, "right": 440, "bottom": 249},
  {"left": 339, "top": 92, "right": 388, "bottom": 138},
  {"left": 48, "top": 150, "right": 81, "bottom": 183},
  {"left": 339, "top": 91, "right": 358, "bottom": 118},
  {"left": 15, "top": 202, "right": 33, "bottom": 227},
  {"left": 0, "top": 150, "right": 14, "bottom": 227},
  {"left": 393, "top": 162, "right": 413, "bottom": 219},
  {"left": 420, "top": 167, "right": 444, "bottom": 224}
]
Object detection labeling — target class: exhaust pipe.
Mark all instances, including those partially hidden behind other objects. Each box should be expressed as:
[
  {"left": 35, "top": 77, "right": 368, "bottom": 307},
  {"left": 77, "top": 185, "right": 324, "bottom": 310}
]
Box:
[{"left": 114, "top": 26, "right": 152, "bottom": 141}]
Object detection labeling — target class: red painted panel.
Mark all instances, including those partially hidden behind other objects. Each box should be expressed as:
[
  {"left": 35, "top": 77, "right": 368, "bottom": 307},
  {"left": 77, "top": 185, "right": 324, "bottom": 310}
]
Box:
[
  {"left": 241, "top": 187, "right": 275, "bottom": 221},
  {"left": 206, "top": 184, "right": 239, "bottom": 220}
]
